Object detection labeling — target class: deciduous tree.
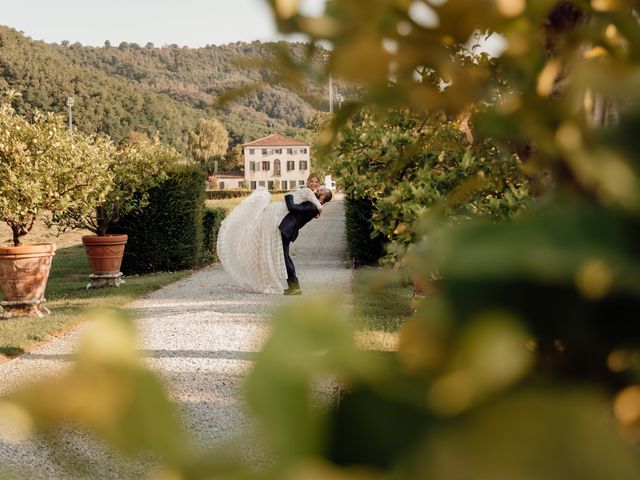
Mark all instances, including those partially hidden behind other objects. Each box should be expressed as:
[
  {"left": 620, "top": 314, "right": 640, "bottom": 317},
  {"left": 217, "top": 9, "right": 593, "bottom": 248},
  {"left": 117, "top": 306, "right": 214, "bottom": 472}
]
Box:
[{"left": 187, "top": 117, "right": 229, "bottom": 173}]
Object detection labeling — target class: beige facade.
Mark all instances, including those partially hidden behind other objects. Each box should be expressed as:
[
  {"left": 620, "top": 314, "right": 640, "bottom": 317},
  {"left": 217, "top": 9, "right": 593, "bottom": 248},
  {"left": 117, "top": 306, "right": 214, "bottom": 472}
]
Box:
[
  {"left": 213, "top": 175, "right": 245, "bottom": 190},
  {"left": 243, "top": 134, "right": 311, "bottom": 191}
]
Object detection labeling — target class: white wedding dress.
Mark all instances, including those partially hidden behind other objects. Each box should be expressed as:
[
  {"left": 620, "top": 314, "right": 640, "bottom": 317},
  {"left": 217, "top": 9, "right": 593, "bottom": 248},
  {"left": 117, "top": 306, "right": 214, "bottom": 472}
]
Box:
[{"left": 217, "top": 187, "right": 322, "bottom": 294}]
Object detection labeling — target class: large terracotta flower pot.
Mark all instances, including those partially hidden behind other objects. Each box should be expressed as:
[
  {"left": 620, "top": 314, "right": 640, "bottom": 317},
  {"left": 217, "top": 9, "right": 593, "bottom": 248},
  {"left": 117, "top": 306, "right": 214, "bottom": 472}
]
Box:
[
  {"left": 82, "top": 234, "right": 128, "bottom": 288},
  {"left": 0, "top": 243, "right": 56, "bottom": 319},
  {"left": 412, "top": 275, "right": 441, "bottom": 298}
]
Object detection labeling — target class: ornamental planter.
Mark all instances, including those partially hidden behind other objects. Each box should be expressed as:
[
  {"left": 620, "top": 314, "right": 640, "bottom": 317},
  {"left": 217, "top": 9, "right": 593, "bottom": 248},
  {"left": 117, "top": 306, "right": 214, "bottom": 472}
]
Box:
[
  {"left": 412, "top": 275, "right": 441, "bottom": 298},
  {"left": 82, "top": 234, "right": 128, "bottom": 289},
  {"left": 0, "top": 243, "right": 56, "bottom": 319}
]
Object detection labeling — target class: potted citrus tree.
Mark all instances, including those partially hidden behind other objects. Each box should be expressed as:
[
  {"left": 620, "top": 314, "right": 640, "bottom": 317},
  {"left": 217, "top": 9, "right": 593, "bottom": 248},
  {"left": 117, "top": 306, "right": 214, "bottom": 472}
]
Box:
[
  {"left": 0, "top": 93, "right": 113, "bottom": 318},
  {"left": 54, "top": 133, "right": 183, "bottom": 288}
]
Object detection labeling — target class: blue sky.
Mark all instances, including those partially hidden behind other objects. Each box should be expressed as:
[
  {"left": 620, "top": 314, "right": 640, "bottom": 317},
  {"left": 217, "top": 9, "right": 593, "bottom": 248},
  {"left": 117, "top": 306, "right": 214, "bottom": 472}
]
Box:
[{"left": 0, "top": 0, "right": 326, "bottom": 47}]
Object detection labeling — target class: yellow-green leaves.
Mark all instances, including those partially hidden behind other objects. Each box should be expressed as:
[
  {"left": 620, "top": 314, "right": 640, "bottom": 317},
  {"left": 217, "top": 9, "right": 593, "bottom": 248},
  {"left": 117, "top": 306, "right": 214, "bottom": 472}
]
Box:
[
  {"left": 427, "top": 312, "right": 532, "bottom": 415},
  {"left": 0, "top": 93, "right": 185, "bottom": 241},
  {"left": 329, "top": 109, "right": 529, "bottom": 265},
  {"left": 0, "top": 95, "right": 114, "bottom": 245},
  {"left": 187, "top": 117, "right": 229, "bottom": 166},
  {"left": 274, "top": 0, "right": 301, "bottom": 19},
  {"left": 536, "top": 59, "right": 562, "bottom": 96},
  {"left": 246, "top": 297, "right": 373, "bottom": 470},
  {"left": 496, "top": 0, "right": 526, "bottom": 17},
  {"left": 0, "top": 309, "right": 187, "bottom": 467},
  {"left": 54, "top": 132, "right": 185, "bottom": 235}
]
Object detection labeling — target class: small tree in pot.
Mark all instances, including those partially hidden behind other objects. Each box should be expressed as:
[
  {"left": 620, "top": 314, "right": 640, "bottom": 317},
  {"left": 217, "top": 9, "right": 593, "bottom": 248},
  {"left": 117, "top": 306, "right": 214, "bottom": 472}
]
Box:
[
  {"left": 0, "top": 92, "right": 113, "bottom": 318},
  {"left": 54, "top": 133, "right": 184, "bottom": 288}
]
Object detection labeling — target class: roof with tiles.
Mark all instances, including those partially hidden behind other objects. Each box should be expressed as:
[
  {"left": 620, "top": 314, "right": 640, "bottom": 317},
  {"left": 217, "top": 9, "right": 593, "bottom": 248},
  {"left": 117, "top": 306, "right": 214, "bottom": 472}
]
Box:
[{"left": 242, "top": 133, "right": 310, "bottom": 147}]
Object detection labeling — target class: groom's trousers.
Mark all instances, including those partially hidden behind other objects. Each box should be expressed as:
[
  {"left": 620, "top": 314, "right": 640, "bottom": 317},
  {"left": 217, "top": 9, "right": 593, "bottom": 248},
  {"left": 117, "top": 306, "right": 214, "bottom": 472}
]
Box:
[{"left": 281, "top": 232, "right": 299, "bottom": 287}]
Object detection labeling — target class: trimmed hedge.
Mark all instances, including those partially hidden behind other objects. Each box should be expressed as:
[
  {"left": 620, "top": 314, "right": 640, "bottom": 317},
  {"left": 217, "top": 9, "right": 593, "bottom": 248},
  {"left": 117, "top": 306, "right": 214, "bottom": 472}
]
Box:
[
  {"left": 202, "top": 207, "right": 227, "bottom": 263},
  {"left": 205, "top": 189, "right": 292, "bottom": 200},
  {"left": 345, "top": 195, "right": 386, "bottom": 266},
  {"left": 206, "top": 190, "right": 250, "bottom": 200},
  {"left": 109, "top": 165, "right": 205, "bottom": 274}
]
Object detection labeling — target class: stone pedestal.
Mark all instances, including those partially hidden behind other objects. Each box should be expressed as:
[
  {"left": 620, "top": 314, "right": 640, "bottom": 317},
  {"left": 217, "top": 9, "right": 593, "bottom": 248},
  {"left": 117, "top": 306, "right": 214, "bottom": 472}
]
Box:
[
  {"left": 0, "top": 298, "right": 49, "bottom": 319},
  {"left": 86, "top": 272, "right": 125, "bottom": 289}
]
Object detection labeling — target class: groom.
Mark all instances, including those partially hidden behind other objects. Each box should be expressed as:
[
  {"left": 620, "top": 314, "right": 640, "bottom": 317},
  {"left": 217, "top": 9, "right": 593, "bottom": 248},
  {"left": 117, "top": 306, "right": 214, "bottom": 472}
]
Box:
[{"left": 279, "top": 187, "right": 332, "bottom": 295}]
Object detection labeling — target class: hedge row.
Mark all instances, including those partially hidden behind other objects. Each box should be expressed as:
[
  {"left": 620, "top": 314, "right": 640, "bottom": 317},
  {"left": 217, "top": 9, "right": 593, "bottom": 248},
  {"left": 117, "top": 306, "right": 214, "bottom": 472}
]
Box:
[
  {"left": 202, "top": 207, "right": 227, "bottom": 263},
  {"left": 111, "top": 165, "right": 227, "bottom": 274},
  {"left": 206, "top": 190, "right": 250, "bottom": 200},
  {"left": 205, "top": 189, "right": 293, "bottom": 200},
  {"left": 344, "top": 195, "right": 386, "bottom": 266}
]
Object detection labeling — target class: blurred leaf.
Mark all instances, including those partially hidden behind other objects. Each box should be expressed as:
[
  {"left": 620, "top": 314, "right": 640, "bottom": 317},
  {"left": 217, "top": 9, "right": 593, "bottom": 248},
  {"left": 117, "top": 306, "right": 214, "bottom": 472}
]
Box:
[
  {"left": 0, "top": 310, "right": 187, "bottom": 467},
  {"left": 245, "top": 297, "right": 386, "bottom": 471},
  {"left": 415, "top": 386, "right": 640, "bottom": 479},
  {"left": 425, "top": 205, "right": 640, "bottom": 297}
]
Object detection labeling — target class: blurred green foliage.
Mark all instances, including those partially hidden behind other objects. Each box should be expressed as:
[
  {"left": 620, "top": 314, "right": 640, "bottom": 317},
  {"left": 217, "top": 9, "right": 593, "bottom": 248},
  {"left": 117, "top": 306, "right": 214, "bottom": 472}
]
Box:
[{"left": 264, "top": 0, "right": 640, "bottom": 476}]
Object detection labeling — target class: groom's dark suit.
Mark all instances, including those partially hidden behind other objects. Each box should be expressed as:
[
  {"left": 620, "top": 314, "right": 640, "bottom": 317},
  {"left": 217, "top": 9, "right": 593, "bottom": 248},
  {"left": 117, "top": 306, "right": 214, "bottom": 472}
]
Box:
[{"left": 278, "top": 194, "right": 319, "bottom": 292}]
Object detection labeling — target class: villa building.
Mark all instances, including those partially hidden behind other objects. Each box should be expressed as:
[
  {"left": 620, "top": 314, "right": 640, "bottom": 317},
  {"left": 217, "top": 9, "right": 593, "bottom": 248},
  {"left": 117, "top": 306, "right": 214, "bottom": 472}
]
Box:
[
  {"left": 242, "top": 134, "right": 311, "bottom": 191},
  {"left": 210, "top": 173, "right": 244, "bottom": 190}
]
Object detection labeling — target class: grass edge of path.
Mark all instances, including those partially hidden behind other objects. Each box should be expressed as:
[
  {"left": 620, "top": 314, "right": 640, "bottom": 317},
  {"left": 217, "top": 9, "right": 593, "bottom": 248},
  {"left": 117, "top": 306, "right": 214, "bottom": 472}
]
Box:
[{"left": 0, "top": 245, "right": 193, "bottom": 363}]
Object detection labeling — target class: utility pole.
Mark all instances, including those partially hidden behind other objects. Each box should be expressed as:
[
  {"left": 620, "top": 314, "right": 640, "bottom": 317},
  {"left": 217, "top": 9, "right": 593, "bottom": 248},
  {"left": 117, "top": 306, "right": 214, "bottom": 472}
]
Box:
[{"left": 66, "top": 97, "right": 74, "bottom": 131}]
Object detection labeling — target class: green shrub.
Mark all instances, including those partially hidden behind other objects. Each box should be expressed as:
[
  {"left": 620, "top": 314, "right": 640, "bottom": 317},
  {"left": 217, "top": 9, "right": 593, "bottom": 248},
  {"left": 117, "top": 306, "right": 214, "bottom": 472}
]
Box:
[
  {"left": 205, "top": 189, "right": 291, "bottom": 200},
  {"left": 205, "top": 189, "right": 250, "bottom": 200},
  {"left": 109, "top": 165, "right": 205, "bottom": 274},
  {"left": 201, "top": 207, "right": 227, "bottom": 263},
  {"left": 331, "top": 111, "right": 529, "bottom": 265},
  {"left": 345, "top": 195, "right": 386, "bottom": 266}
]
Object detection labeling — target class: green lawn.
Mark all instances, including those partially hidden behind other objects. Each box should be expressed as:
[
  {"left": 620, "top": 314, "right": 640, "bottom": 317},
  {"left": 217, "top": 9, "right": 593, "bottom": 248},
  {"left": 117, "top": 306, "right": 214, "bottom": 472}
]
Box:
[
  {"left": 206, "top": 193, "right": 285, "bottom": 212},
  {"left": 351, "top": 268, "right": 414, "bottom": 333},
  {"left": 0, "top": 224, "right": 408, "bottom": 360},
  {"left": 0, "top": 245, "right": 189, "bottom": 359}
]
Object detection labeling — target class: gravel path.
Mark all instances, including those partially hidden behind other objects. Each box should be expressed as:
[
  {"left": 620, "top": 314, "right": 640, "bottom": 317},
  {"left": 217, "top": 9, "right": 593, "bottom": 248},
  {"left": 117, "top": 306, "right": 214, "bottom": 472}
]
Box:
[{"left": 0, "top": 195, "right": 351, "bottom": 479}]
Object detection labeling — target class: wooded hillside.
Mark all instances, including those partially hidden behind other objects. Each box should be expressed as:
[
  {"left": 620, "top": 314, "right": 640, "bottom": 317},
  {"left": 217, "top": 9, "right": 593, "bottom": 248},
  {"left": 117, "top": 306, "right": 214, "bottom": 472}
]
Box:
[{"left": 0, "top": 26, "right": 328, "bottom": 151}]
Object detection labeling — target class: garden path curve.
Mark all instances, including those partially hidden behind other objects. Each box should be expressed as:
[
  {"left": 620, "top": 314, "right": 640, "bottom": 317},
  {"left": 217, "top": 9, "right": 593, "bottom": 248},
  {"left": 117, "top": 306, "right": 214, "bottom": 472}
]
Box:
[{"left": 0, "top": 195, "right": 351, "bottom": 479}]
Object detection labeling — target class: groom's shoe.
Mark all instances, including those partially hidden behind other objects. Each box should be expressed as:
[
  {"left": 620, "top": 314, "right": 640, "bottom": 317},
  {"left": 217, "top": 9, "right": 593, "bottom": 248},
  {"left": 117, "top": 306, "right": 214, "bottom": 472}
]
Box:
[
  {"left": 285, "top": 279, "right": 302, "bottom": 296},
  {"left": 284, "top": 286, "right": 302, "bottom": 296}
]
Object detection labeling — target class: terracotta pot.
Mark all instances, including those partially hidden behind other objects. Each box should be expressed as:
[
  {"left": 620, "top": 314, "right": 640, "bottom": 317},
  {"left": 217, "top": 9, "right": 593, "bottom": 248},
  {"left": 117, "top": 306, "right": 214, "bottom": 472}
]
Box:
[
  {"left": 82, "top": 234, "right": 128, "bottom": 275},
  {"left": 0, "top": 243, "right": 56, "bottom": 318},
  {"left": 412, "top": 275, "right": 441, "bottom": 297}
]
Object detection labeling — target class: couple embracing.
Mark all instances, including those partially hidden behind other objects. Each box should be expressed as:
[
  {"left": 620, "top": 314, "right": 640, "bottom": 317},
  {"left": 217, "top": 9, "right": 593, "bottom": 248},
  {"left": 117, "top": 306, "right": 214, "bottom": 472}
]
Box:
[{"left": 217, "top": 174, "right": 332, "bottom": 295}]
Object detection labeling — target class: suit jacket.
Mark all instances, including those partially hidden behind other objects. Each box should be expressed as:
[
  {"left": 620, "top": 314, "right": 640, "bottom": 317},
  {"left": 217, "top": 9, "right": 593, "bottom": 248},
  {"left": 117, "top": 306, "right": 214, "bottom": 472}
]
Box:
[{"left": 278, "top": 194, "right": 319, "bottom": 242}]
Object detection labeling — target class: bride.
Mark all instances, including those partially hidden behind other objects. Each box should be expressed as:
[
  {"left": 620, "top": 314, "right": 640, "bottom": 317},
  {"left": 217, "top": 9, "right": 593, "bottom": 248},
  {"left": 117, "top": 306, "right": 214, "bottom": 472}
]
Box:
[{"left": 217, "top": 182, "right": 325, "bottom": 294}]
